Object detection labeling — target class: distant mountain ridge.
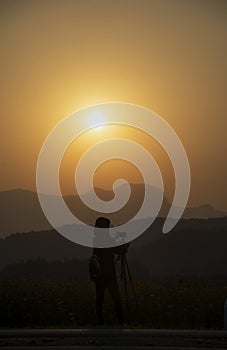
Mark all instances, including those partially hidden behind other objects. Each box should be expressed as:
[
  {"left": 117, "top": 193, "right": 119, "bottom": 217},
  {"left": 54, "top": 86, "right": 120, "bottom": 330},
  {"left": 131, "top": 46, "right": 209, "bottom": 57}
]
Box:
[
  {"left": 0, "top": 217, "right": 226, "bottom": 280},
  {"left": 0, "top": 188, "right": 226, "bottom": 238}
]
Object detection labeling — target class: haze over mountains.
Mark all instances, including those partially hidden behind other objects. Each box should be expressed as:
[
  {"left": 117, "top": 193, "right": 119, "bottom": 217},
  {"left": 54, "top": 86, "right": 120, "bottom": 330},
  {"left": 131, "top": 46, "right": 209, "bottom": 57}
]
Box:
[
  {"left": 0, "top": 187, "right": 226, "bottom": 280},
  {"left": 0, "top": 217, "right": 226, "bottom": 280},
  {"left": 0, "top": 187, "right": 226, "bottom": 238}
]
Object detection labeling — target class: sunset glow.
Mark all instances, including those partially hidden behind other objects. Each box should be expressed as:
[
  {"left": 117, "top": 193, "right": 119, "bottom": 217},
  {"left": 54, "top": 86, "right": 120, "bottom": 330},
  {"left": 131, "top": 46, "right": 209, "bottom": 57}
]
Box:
[
  {"left": 0, "top": 0, "right": 226, "bottom": 211},
  {"left": 88, "top": 112, "right": 106, "bottom": 130}
]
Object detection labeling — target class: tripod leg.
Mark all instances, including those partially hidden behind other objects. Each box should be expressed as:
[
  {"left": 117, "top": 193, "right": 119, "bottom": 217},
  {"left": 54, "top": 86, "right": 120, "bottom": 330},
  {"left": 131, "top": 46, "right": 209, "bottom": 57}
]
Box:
[
  {"left": 124, "top": 257, "right": 137, "bottom": 303},
  {"left": 121, "top": 257, "right": 129, "bottom": 324}
]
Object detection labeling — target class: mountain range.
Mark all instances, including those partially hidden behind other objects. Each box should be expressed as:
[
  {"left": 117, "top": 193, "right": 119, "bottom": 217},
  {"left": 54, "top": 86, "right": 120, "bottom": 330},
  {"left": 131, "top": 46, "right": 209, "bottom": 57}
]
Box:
[
  {"left": 0, "top": 186, "right": 226, "bottom": 280},
  {"left": 0, "top": 217, "right": 226, "bottom": 280},
  {"left": 0, "top": 187, "right": 226, "bottom": 238}
]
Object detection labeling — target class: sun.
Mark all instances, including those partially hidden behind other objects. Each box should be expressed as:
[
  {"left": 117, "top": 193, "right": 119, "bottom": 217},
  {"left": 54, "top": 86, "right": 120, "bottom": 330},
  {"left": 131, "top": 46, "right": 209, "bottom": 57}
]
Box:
[{"left": 87, "top": 112, "right": 106, "bottom": 130}]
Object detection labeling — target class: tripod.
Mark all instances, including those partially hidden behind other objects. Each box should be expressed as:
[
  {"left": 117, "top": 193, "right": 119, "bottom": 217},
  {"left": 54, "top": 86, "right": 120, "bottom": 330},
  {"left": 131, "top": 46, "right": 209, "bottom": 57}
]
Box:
[{"left": 116, "top": 253, "right": 137, "bottom": 323}]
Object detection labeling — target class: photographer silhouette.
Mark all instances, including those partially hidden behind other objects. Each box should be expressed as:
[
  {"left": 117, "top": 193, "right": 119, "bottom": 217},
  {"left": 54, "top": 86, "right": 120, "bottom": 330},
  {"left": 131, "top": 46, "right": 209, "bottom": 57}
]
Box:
[{"left": 90, "top": 217, "right": 129, "bottom": 325}]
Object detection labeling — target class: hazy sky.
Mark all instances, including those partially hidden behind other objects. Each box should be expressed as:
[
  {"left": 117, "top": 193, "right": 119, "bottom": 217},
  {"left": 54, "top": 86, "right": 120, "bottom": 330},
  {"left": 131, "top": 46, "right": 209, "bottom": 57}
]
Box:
[{"left": 0, "top": 0, "right": 226, "bottom": 211}]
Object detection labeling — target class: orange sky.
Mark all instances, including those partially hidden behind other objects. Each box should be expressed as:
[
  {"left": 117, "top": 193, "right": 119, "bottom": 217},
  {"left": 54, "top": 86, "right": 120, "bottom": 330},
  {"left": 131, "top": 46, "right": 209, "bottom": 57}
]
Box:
[{"left": 0, "top": 0, "right": 226, "bottom": 210}]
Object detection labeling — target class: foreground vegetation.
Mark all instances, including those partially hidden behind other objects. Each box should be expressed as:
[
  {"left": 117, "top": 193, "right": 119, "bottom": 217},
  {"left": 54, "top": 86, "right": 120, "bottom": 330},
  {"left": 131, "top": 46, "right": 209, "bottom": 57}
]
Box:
[{"left": 0, "top": 274, "right": 226, "bottom": 328}]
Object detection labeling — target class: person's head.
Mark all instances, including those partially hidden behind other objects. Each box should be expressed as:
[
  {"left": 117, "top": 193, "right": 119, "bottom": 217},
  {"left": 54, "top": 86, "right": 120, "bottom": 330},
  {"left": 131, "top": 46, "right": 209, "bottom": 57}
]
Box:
[{"left": 95, "top": 217, "right": 110, "bottom": 228}]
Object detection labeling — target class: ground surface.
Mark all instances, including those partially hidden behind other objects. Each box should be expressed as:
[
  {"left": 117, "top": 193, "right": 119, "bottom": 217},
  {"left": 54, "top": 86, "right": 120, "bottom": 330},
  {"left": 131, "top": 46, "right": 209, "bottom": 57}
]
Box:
[{"left": 0, "top": 329, "right": 227, "bottom": 349}]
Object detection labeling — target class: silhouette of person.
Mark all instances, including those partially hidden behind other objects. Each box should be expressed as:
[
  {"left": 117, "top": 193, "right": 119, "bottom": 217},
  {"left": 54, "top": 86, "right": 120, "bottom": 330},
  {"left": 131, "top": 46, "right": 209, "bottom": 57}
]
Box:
[{"left": 91, "top": 217, "right": 124, "bottom": 325}]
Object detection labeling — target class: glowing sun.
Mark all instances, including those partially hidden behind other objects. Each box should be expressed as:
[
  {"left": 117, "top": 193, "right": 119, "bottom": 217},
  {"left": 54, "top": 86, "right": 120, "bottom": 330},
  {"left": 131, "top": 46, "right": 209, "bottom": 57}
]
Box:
[{"left": 88, "top": 112, "right": 106, "bottom": 130}]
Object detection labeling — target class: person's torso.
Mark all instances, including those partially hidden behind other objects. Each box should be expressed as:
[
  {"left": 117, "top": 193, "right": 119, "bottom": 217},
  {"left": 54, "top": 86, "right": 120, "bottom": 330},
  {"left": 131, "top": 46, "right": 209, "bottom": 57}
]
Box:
[{"left": 93, "top": 247, "right": 116, "bottom": 280}]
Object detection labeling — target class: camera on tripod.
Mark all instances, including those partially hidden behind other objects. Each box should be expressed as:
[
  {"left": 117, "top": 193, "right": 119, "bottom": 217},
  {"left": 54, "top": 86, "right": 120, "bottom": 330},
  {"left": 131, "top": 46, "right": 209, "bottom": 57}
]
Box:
[{"left": 115, "top": 232, "right": 130, "bottom": 255}]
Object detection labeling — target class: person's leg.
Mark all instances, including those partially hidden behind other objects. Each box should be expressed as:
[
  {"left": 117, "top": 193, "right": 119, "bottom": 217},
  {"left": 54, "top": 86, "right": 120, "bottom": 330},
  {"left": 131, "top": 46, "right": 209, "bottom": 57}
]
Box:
[
  {"left": 95, "top": 279, "right": 105, "bottom": 325},
  {"left": 107, "top": 279, "right": 124, "bottom": 324}
]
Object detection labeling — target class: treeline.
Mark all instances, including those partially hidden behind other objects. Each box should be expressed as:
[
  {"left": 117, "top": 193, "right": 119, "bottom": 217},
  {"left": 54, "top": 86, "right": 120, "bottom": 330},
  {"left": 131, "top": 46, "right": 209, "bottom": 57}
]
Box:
[
  {"left": 0, "top": 258, "right": 151, "bottom": 283},
  {"left": 1, "top": 217, "right": 227, "bottom": 275}
]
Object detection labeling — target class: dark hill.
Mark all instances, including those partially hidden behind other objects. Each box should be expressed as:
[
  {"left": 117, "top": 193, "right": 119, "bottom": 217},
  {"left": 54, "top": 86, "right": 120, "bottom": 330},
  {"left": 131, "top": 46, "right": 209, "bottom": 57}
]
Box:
[{"left": 0, "top": 217, "right": 227, "bottom": 280}]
